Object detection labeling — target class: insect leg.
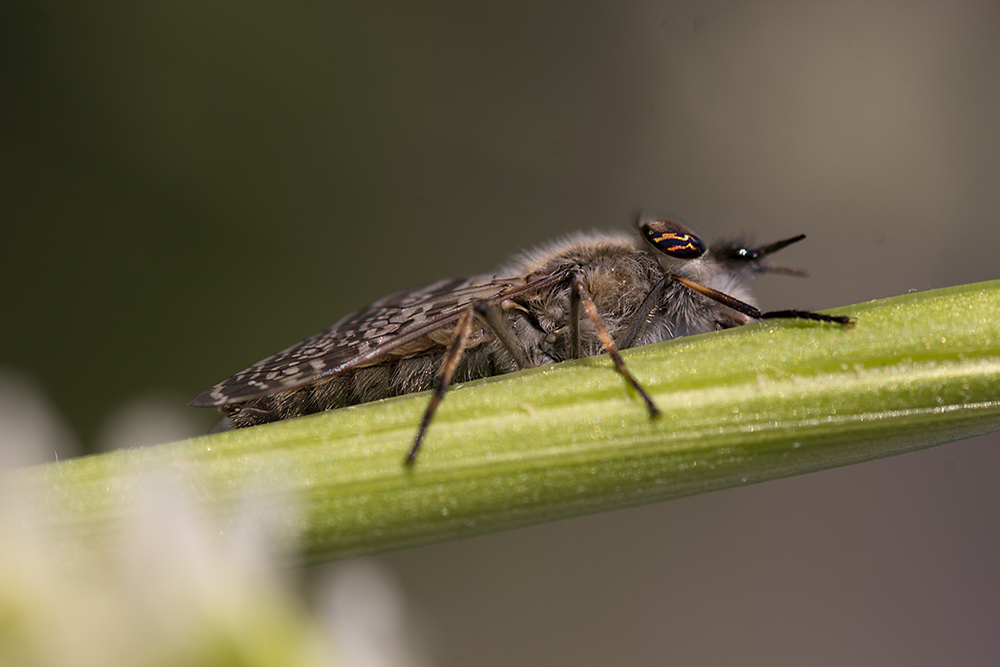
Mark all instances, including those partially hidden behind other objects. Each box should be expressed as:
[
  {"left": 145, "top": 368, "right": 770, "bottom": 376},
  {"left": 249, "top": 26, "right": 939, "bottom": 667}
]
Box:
[
  {"left": 617, "top": 277, "right": 669, "bottom": 349},
  {"left": 405, "top": 307, "right": 476, "bottom": 466},
  {"left": 670, "top": 275, "right": 852, "bottom": 326},
  {"left": 569, "top": 281, "right": 582, "bottom": 360},
  {"left": 473, "top": 301, "right": 531, "bottom": 369},
  {"left": 571, "top": 279, "right": 662, "bottom": 418},
  {"left": 758, "top": 309, "right": 854, "bottom": 326}
]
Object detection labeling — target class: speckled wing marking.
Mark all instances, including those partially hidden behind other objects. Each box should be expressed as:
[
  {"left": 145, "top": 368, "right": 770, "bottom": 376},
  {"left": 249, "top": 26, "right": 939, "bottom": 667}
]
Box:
[{"left": 189, "top": 272, "right": 560, "bottom": 407}]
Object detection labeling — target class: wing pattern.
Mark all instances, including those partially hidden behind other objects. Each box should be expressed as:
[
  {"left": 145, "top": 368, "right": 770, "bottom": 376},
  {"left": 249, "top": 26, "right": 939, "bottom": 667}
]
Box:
[{"left": 190, "top": 274, "right": 532, "bottom": 406}]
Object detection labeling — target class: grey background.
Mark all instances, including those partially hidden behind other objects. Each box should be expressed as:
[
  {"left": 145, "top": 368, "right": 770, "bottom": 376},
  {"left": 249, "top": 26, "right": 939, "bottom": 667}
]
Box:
[{"left": 2, "top": 2, "right": 998, "bottom": 665}]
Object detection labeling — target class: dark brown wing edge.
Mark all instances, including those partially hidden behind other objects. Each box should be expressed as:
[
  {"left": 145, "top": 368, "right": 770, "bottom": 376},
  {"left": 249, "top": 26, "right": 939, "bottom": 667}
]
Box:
[{"left": 189, "top": 267, "right": 572, "bottom": 407}]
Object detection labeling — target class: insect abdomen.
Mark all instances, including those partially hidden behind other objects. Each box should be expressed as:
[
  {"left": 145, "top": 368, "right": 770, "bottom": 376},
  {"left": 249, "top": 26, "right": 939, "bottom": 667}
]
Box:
[{"left": 221, "top": 342, "right": 512, "bottom": 428}]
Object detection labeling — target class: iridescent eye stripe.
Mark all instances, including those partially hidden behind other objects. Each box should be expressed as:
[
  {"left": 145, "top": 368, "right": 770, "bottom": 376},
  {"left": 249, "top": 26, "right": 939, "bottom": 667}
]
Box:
[
  {"left": 646, "top": 230, "right": 699, "bottom": 252},
  {"left": 191, "top": 214, "right": 851, "bottom": 465}
]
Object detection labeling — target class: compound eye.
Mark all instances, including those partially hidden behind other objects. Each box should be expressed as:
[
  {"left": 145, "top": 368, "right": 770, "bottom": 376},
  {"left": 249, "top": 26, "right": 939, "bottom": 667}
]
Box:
[{"left": 639, "top": 217, "right": 707, "bottom": 259}]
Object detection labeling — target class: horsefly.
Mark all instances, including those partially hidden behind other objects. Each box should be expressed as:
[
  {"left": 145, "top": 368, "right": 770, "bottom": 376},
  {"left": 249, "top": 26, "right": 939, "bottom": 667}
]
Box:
[{"left": 191, "top": 213, "right": 851, "bottom": 464}]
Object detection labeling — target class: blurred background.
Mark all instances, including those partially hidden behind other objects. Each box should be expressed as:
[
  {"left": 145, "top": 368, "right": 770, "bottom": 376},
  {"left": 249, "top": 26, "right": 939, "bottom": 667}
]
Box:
[{"left": 2, "top": 2, "right": 998, "bottom": 664}]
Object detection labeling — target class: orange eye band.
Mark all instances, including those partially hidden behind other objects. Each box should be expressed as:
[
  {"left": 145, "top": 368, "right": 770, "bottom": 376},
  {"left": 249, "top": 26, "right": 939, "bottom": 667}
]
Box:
[{"left": 643, "top": 226, "right": 706, "bottom": 259}]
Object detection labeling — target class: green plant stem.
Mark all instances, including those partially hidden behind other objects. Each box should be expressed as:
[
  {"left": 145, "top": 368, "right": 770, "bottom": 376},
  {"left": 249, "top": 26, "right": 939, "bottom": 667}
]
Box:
[{"left": 9, "top": 280, "right": 1000, "bottom": 564}]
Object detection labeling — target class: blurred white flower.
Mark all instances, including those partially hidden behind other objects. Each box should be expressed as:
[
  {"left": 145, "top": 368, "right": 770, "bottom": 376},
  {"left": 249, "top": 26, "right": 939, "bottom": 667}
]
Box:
[
  {"left": 0, "top": 367, "right": 80, "bottom": 468},
  {"left": 317, "top": 560, "right": 431, "bottom": 667},
  {"left": 0, "top": 370, "right": 430, "bottom": 667},
  {"left": 0, "top": 467, "right": 339, "bottom": 667}
]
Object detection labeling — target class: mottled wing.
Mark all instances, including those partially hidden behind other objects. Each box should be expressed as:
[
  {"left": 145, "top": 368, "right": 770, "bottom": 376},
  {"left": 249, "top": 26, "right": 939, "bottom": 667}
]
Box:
[{"left": 191, "top": 274, "right": 528, "bottom": 407}]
